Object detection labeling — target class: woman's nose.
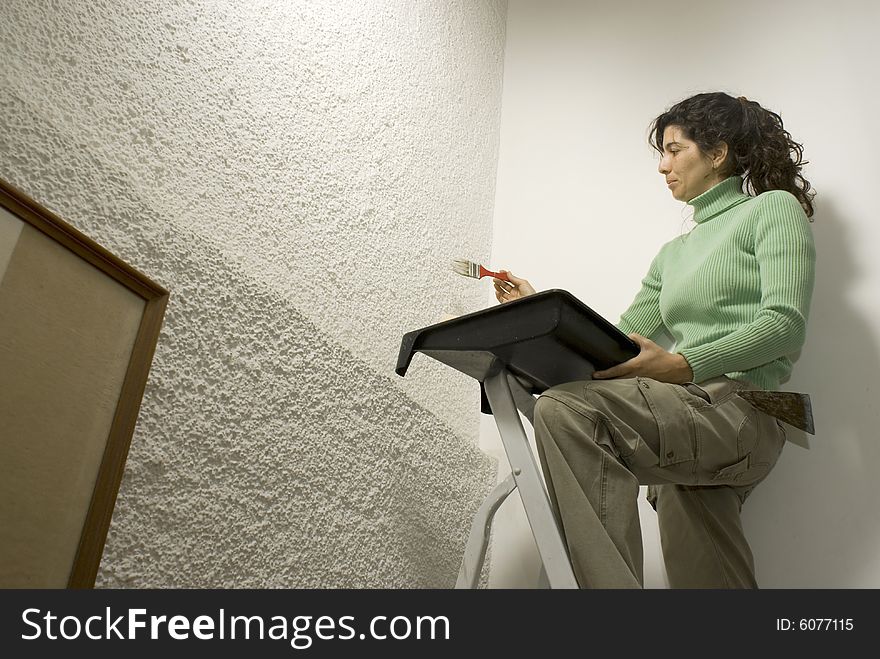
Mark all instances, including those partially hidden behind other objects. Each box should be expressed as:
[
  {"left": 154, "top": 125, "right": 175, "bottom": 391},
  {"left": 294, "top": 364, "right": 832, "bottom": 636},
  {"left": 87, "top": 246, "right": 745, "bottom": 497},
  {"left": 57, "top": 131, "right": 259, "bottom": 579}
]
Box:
[{"left": 658, "top": 155, "right": 670, "bottom": 175}]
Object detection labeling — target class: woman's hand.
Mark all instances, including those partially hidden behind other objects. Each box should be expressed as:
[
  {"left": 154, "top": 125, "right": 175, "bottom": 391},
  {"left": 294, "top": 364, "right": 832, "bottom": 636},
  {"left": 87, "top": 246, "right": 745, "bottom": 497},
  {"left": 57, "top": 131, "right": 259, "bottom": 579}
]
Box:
[
  {"left": 592, "top": 333, "right": 694, "bottom": 384},
  {"left": 493, "top": 270, "right": 536, "bottom": 303}
]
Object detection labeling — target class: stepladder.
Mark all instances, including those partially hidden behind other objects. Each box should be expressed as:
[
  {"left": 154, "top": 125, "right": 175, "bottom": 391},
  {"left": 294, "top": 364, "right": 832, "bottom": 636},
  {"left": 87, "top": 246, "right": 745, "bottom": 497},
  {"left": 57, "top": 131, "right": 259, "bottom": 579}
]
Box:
[{"left": 455, "top": 368, "right": 578, "bottom": 589}]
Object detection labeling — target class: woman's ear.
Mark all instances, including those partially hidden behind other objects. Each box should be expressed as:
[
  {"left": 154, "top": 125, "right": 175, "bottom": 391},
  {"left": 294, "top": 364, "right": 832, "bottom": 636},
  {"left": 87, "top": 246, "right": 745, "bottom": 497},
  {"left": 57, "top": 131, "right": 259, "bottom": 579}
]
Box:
[{"left": 711, "top": 141, "right": 729, "bottom": 169}]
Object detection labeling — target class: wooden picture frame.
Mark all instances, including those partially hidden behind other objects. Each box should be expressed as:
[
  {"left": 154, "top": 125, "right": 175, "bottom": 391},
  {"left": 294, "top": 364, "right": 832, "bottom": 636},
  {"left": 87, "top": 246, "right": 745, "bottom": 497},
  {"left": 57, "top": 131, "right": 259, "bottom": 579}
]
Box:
[{"left": 0, "top": 178, "right": 169, "bottom": 588}]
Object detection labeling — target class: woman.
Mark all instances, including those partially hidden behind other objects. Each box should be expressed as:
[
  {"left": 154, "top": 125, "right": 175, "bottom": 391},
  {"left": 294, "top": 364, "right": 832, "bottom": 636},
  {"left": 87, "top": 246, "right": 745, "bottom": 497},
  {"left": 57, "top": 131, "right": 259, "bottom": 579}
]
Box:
[{"left": 493, "top": 92, "right": 816, "bottom": 588}]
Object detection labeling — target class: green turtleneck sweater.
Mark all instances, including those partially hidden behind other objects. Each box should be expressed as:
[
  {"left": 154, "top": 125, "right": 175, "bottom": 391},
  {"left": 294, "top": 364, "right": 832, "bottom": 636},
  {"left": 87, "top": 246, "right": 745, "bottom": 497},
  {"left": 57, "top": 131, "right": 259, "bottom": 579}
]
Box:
[{"left": 617, "top": 176, "right": 815, "bottom": 391}]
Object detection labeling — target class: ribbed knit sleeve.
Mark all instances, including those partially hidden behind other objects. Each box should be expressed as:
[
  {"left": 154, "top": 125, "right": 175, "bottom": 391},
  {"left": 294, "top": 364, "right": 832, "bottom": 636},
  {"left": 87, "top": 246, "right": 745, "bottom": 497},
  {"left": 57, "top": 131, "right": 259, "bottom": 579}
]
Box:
[
  {"left": 679, "top": 191, "right": 816, "bottom": 383},
  {"left": 616, "top": 245, "right": 667, "bottom": 341}
]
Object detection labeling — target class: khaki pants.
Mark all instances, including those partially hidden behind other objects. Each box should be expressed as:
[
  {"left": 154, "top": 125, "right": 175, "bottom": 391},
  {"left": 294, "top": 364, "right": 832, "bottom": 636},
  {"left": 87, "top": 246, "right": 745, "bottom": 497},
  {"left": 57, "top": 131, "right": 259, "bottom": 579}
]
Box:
[{"left": 533, "top": 376, "right": 786, "bottom": 589}]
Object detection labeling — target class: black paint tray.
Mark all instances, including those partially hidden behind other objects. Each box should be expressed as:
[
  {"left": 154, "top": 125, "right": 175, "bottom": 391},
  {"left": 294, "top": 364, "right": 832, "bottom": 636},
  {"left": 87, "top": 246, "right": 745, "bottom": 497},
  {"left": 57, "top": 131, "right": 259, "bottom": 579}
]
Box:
[{"left": 396, "top": 289, "right": 639, "bottom": 408}]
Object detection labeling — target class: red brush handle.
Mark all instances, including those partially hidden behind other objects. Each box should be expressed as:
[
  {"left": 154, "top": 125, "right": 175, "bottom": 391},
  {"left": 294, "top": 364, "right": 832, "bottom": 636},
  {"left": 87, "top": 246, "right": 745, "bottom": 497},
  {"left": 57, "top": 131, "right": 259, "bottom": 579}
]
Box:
[{"left": 479, "top": 265, "right": 509, "bottom": 281}]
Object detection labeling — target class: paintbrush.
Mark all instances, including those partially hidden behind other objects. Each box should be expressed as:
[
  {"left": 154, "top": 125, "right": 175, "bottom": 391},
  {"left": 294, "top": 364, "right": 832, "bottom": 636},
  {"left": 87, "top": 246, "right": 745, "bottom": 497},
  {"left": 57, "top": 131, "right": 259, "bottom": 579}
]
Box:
[{"left": 452, "top": 259, "right": 511, "bottom": 282}]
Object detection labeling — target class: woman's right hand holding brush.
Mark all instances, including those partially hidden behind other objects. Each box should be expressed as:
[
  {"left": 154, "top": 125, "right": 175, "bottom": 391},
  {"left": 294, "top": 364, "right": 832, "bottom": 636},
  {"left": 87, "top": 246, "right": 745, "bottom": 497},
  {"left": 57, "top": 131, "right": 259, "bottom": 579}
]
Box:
[{"left": 493, "top": 270, "right": 536, "bottom": 303}]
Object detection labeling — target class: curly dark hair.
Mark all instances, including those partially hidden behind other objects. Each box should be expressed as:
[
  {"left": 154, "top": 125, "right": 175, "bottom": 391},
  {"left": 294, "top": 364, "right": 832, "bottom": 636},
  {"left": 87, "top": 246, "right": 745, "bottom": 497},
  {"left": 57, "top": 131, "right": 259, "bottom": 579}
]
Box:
[{"left": 649, "top": 92, "right": 815, "bottom": 219}]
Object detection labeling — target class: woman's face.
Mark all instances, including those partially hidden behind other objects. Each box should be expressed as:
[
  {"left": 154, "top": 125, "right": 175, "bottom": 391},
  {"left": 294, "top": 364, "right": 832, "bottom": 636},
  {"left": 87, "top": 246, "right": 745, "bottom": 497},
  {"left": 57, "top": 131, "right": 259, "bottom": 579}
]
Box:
[{"left": 658, "top": 125, "right": 724, "bottom": 202}]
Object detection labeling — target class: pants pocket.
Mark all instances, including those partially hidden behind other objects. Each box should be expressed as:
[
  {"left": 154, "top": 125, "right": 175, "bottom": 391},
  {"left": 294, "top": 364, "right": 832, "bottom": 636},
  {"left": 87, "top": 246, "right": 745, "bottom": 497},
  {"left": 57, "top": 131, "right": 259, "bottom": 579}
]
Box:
[
  {"left": 710, "top": 409, "right": 785, "bottom": 486},
  {"left": 636, "top": 377, "right": 695, "bottom": 467}
]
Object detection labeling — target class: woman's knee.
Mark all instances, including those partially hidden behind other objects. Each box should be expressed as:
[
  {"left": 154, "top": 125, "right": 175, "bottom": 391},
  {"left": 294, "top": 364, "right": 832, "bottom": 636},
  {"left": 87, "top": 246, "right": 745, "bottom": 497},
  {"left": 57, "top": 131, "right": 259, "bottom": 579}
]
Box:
[
  {"left": 534, "top": 391, "right": 567, "bottom": 430},
  {"left": 534, "top": 386, "right": 602, "bottom": 440}
]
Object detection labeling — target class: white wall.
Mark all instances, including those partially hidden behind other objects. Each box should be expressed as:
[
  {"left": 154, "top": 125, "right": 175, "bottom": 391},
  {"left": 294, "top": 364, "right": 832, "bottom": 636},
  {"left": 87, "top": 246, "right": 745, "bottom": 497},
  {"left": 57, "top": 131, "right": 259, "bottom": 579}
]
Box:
[
  {"left": 0, "top": 0, "right": 506, "bottom": 587},
  {"left": 486, "top": 0, "right": 880, "bottom": 587}
]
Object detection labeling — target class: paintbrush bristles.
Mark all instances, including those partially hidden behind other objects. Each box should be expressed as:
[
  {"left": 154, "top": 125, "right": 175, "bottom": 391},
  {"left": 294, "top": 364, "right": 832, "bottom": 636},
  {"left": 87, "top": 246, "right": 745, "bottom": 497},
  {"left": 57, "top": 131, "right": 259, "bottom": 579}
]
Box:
[{"left": 452, "top": 259, "right": 480, "bottom": 278}]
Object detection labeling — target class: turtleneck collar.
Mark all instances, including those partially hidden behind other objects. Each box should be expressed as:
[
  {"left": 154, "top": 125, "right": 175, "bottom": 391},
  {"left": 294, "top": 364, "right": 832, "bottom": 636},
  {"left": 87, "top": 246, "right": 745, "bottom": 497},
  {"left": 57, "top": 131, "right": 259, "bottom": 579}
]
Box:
[{"left": 688, "top": 176, "right": 749, "bottom": 224}]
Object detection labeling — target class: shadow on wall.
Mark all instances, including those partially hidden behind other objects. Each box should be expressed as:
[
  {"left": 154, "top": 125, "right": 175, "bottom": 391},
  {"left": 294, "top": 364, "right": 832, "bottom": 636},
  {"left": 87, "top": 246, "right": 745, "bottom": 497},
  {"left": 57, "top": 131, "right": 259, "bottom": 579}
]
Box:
[{"left": 744, "top": 196, "right": 880, "bottom": 587}]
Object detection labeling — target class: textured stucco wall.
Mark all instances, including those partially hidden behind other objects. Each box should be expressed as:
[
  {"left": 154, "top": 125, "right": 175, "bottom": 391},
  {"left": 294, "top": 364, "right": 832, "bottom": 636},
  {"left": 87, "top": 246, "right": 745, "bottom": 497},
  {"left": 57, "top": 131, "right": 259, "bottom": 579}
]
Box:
[{"left": 0, "top": 0, "right": 505, "bottom": 587}]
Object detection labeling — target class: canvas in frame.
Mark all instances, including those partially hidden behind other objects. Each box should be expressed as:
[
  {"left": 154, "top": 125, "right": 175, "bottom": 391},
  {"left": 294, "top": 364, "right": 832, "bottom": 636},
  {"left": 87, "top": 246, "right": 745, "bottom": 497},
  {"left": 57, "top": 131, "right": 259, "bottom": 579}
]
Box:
[{"left": 0, "top": 177, "right": 169, "bottom": 588}]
